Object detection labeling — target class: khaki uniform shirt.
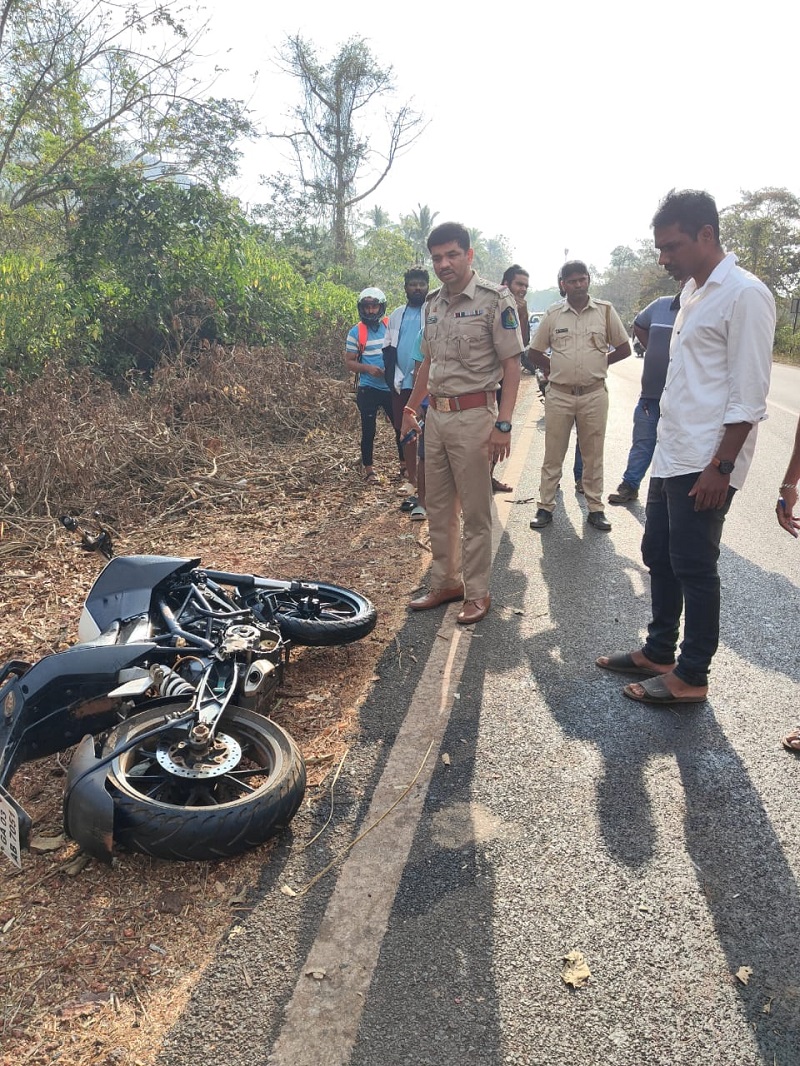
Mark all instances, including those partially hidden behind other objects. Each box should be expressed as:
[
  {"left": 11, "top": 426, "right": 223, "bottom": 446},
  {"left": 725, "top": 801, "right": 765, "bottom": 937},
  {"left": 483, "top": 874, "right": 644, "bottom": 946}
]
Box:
[
  {"left": 421, "top": 273, "right": 523, "bottom": 396},
  {"left": 530, "top": 296, "right": 628, "bottom": 388}
]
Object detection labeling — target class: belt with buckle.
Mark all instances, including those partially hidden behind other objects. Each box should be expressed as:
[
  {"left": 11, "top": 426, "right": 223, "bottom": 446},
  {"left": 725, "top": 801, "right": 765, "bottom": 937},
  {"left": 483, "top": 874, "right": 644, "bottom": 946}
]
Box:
[
  {"left": 429, "top": 391, "right": 493, "bottom": 413},
  {"left": 549, "top": 380, "right": 605, "bottom": 396}
]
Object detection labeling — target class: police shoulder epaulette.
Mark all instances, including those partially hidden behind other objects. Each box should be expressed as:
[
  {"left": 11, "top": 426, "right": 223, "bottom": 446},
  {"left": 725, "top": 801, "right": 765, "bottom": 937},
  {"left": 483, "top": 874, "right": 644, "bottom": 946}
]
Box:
[{"left": 476, "top": 278, "right": 505, "bottom": 296}]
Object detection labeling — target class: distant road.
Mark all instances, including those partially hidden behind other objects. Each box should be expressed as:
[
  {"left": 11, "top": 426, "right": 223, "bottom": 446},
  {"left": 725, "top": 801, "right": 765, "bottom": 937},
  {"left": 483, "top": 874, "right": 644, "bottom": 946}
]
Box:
[
  {"left": 766, "top": 361, "right": 800, "bottom": 416},
  {"left": 611, "top": 354, "right": 800, "bottom": 416}
]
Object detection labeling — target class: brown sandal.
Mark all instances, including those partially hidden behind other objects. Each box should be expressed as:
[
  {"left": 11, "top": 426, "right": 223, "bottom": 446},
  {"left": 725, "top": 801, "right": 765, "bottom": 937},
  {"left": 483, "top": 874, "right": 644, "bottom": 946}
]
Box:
[{"left": 781, "top": 727, "right": 800, "bottom": 752}]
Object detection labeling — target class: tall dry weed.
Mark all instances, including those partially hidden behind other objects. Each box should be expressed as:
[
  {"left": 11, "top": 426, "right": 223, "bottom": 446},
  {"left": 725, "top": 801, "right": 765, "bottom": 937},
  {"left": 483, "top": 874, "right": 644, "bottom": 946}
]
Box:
[{"left": 0, "top": 346, "right": 360, "bottom": 555}]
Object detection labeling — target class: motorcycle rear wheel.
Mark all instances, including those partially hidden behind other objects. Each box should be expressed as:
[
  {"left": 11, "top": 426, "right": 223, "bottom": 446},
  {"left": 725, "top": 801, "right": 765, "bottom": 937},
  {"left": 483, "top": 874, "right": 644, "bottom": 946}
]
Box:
[
  {"left": 268, "top": 581, "right": 377, "bottom": 646},
  {"left": 103, "top": 703, "right": 305, "bottom": 861}
]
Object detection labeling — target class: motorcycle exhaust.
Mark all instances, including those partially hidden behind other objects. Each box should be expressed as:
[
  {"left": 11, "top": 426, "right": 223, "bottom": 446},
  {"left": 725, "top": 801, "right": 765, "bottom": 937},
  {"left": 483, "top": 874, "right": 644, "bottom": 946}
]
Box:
[{"left": 243, "top": 658, "right": 276, "bottom": 696}]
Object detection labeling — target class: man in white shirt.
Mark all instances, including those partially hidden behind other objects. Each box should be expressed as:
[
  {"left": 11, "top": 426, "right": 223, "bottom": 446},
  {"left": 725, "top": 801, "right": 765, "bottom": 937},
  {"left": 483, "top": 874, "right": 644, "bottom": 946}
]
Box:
[{"left": 597, "top": 189, "right": 775, "bottom": 705}]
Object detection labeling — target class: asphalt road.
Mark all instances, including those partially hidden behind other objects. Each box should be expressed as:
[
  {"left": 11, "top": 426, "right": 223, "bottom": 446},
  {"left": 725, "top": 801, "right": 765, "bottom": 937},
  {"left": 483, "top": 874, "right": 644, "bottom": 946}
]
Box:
[{"left": 158, "top": 360, "right": 800, "bottom": 1066}]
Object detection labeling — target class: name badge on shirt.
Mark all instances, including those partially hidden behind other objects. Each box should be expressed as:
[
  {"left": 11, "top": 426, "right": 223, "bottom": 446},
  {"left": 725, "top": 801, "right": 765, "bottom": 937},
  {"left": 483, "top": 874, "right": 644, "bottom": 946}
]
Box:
[
  {"left": 555, "top": 328, "right": 569, "bottom": 334},
  {"left": 453, "top": 309, "right": 484, "bottom": 318}
]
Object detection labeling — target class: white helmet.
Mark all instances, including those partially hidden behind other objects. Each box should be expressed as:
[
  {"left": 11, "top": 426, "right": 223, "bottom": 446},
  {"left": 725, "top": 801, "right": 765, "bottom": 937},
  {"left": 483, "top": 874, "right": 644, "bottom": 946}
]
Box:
[{"left": 357, "top": 287, "right": 387, "bottom": 326}]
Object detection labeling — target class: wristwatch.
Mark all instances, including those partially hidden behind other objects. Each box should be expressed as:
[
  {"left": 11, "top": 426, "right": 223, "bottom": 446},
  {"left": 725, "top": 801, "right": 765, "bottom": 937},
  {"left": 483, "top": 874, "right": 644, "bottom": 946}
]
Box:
[
  {"left": 711, "top": 457, "right": 735, "bottom": 475},
  {"left": 495, "top": 420, "right": 512, "bottom": 433}
]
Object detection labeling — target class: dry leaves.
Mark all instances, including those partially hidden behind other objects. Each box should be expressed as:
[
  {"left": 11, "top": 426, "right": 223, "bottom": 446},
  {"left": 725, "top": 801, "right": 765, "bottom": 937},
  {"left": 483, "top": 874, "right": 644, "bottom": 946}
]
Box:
[
  {"left": 0, "top": 354, "right": 430, "bottom": 1066},
  {"left": 562, "top": 949, "right": 591, "bottom": 989}
]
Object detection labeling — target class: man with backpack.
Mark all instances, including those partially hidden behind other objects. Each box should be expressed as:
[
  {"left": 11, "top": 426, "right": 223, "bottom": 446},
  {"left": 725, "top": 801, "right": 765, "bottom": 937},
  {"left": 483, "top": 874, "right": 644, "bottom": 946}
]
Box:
[{"left": 344, "top": 288, "right": 393, "bottom": 484}]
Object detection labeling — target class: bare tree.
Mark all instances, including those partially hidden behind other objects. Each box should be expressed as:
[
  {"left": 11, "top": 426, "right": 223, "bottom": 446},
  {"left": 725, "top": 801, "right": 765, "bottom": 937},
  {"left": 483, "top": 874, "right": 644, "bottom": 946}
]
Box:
[
  {"left": 270, "top": 35, "right": 425, "bottom": 266},
  {"left": 0, "top": 0, "right": 256, "bottom": 211}
]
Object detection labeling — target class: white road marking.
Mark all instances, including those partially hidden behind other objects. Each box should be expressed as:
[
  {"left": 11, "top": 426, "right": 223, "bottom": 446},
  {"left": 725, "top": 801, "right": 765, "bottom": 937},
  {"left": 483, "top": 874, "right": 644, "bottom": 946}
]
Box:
[{"left": 267, "top": 390, "right": 538, "bottom": 1066}]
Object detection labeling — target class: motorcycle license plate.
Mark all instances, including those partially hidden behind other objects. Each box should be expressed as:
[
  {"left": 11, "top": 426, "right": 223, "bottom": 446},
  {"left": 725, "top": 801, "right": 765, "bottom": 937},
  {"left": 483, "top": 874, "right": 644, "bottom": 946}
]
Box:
[{"left": 0, "top": 791, "right": 22, "bottom": 868}]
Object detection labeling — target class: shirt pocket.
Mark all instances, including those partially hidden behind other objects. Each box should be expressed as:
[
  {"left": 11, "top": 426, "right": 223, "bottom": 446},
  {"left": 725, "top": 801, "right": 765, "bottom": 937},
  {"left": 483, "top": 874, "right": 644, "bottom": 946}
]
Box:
[
  {"left": 589, "top": 331, "right": 608, "bottom": 353},
  {"left": 549, "top": 329, "right": 572, "bottom": 354},
  {"left": 454, "top": 320, "right": 486, "bottom": 367}
]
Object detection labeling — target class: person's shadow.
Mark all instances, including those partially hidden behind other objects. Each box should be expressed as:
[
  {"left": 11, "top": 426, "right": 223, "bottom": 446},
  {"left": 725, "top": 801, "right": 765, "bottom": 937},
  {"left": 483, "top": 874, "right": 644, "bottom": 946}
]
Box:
[{"left": 522, "top": 513, "right": 800, "bottom": 1058}]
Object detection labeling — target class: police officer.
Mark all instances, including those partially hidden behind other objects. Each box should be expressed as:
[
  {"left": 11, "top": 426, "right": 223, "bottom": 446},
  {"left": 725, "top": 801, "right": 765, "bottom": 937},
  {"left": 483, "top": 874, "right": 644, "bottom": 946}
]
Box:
[
  {"left": 401, "top": 222, "right": 523, "bottom": 625},
  {"left": 527, "top": 260, "right": 631, "bottom": 532}
]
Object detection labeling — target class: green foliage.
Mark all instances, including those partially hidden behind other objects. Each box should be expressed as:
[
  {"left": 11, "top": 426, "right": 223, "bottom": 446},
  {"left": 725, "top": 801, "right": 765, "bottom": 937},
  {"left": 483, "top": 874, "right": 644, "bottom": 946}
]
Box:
[
  {"left": 774, "top": 320, "right": 800, "bottom": 363},
  {"left": 594, "top": 240, "right": 674, "bottom": 326},
  {"left": 353, "top": 229, "right": 417, "bottom": 307},
  {"left": 720, "top": 187, "right": 800, "bottom": 298},
  {"left": 399, "top": 204, "right": 439, "bottom": 263},
  {"left": 0, "top": 0, "right": 255, "bottom": 216},
  {"left": 473, "top": 235, "right": 514, "bottom": 285},
  {"left": 71, "top": 172, "right": 352, "bottom": 372},
  {"left": 0, "top": 254, "right": 76, "bottom": 382}
]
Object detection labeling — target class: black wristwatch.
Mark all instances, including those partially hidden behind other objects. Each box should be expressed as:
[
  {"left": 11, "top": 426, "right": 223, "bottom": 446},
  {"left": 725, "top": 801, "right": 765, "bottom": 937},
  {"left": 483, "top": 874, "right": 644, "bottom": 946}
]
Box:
[
  {"left": 495, "top": 420, "right": 512, "bottom": 433},
  {"left": 711, "top": 457, "right": 735, "bottom": 475}
]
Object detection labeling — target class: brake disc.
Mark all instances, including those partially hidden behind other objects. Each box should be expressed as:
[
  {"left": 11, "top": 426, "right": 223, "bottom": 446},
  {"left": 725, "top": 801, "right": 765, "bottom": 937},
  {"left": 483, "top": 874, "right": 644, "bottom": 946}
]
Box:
[{"left": 155, "top": 731, "right": 242, "bottom": 778}]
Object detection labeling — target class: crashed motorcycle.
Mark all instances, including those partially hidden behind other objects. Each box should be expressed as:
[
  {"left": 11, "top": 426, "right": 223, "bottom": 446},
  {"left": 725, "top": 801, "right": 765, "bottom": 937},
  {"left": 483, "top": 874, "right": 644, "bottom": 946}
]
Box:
[{"left": 0, "top": 519, "right": 377, "bottom": 866}]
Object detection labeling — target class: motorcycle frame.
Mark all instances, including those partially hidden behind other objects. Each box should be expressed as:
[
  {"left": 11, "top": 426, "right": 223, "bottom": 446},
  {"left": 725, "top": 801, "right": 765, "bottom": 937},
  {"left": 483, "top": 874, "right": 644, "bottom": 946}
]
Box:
[{"left": 0, "top": 556, "right": 289, "bottom": 860}]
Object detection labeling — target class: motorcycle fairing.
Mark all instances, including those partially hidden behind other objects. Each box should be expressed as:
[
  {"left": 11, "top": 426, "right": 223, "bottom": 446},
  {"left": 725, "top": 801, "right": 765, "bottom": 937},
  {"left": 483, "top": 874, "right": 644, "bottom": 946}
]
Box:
[
  {"left": 79, "top": 556, "right": 200, "bottom": 640},
  {"left": 0, "top": 641, "right": 158, "bottom": 790},
  {"left": 63, "top": 735, "right": 115, "bottom": 864}
]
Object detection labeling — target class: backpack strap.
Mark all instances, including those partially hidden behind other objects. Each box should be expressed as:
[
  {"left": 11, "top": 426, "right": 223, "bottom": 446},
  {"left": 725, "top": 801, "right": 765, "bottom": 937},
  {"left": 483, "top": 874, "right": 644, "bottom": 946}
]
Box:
[
  {"left": 353, "top": 317, "right": 389, "bottom": 392},
  {"left": 356, "top": 321, "right": 368, "bottom": 357}
]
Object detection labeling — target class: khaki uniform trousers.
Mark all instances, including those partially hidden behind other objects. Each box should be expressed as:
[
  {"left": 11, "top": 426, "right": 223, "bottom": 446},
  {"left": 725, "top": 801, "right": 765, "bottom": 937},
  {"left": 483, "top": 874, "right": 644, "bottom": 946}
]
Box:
[
  {"left": 539, "top": 382, "right": 609, "bottom": 513},
  {"left": 425, "top": 405, "right": 495, "bottom": 600}
]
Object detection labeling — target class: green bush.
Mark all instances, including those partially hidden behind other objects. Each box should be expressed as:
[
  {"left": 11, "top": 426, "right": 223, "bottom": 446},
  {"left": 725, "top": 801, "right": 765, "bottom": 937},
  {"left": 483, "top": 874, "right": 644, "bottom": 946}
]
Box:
[
  {"left": 0, "top": 255, "right": 78, "bottom": 382},
  {"left": 775, "top": 322, "right": 800, "bottom": 365}
]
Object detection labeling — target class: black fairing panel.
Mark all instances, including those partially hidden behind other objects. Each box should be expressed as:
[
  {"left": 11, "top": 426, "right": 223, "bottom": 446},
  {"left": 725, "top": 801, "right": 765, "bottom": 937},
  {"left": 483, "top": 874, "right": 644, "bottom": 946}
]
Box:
[
  {"left": 84, "top": 556, "right": 200, "bottom": 632},
  {"left": 0, "top": 641, "right": 157, "bottom": 787}
]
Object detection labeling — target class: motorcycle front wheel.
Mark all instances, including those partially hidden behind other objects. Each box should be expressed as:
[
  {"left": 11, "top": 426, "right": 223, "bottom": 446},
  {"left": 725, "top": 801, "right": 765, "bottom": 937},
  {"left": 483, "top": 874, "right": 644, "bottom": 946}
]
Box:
[
  {"left": 102, "top": 703, "right": 306, "bottom": 861},
  {"left": 268, "top": 581, "right": 377, "bottom": 646}
]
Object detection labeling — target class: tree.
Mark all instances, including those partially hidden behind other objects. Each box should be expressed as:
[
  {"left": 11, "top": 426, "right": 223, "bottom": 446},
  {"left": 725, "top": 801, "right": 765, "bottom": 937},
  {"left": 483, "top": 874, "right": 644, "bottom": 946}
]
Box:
[
  {"left": 363, "top": 204, "right": 391, "bottom": 232},
  {"left": 473, "top": 234, "right": 513, "bottom": 284},
  {"left": 0, "top": 0, "right": 255, "bottom": 215},
  {"left": 594, "top": 240, "right": 673, "bottom": 326},
  {"left": 354, "top": 228, "right": 415, "bottom": 307},
  {"left": 720, "top": 187, "right": 800, "bottom": 298},
  {"left": 400, "top": 203, "right": 438, "bottom": 262},
  {"left": 269, "top": 35, "right": 425, "bottom": 267}
]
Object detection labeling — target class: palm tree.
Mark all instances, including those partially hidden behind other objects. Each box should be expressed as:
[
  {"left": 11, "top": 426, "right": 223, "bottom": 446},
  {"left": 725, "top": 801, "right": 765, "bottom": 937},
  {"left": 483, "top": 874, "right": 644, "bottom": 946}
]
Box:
[
  {"left": 402, "top": 203, "right": 439, "bottom": 262},
  {"left": 364, "top": 205, "right": 391, "bottom": 232}
]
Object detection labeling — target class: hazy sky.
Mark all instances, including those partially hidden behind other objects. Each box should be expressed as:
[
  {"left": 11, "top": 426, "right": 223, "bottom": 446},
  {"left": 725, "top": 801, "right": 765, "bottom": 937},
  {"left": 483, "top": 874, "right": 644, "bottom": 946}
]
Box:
[{"left": 201, "top": 0, "right": 795, "bottom": 289}]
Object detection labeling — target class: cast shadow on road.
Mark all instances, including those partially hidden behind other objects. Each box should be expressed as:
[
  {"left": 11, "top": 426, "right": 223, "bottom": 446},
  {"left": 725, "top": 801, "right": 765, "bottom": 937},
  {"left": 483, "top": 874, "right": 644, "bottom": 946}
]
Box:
[
  {"left": 522, "top": 509, "right": 800, "bottom": 1059},
  {"left": 349, "top": 549, "right": 531, "bottom": 1066}
]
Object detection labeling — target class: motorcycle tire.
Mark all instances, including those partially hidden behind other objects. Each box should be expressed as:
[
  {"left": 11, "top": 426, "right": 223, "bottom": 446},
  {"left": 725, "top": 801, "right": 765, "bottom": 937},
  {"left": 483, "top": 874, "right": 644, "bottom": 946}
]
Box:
[
  {"left": 269, "top": 582, "right": 377, "bottom": 646},
  {"left": 102, "top": 703, "right": 306, "bottom": 861}
]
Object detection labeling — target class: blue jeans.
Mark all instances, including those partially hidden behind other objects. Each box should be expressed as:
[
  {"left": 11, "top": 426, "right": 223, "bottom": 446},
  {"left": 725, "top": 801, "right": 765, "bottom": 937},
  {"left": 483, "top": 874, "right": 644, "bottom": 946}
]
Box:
[
  {"left": 641, "top": 474, "right": 735, "bottom": 688},
  {"left": 573, "top": 440, "right": 583, "bottom": 481},
  {"left": 622, "top": 397, "right": 660, "bottom": 489}
]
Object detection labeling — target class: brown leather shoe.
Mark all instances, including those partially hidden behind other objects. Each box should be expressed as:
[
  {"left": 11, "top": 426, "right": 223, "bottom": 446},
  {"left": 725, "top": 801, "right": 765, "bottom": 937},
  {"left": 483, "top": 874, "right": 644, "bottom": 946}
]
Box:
[
  {"left": 456, "top": 595, "right": 492, "bottom": 625},
  {"left": 409, "top": 585, "right": 465, "bottom": 611}
]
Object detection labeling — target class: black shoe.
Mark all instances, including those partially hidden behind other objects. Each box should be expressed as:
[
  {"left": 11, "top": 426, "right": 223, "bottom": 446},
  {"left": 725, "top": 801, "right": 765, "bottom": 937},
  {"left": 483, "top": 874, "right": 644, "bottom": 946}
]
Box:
[
  {"left": 588, "top": 511, "right": 612, "bottom": 531},
  {"left": 530, "top": 508, "right": 553, "bottom": 529}
]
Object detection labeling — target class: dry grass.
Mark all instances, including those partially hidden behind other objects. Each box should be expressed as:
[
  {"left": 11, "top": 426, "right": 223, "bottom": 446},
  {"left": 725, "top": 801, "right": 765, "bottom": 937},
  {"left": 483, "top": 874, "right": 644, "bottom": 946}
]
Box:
[{"left": 0, "top": 347, "right": 429, "bottom": 1065}]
